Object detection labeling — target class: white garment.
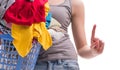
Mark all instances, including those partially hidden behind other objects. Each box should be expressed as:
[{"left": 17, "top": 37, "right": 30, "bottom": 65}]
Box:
[{"left": 48, "top": 29, "right": 65, "bottom": 40}]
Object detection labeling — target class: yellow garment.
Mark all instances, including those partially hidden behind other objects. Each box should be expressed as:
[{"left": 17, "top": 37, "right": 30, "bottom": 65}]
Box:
[
  {"left": 12, "top": 22, "right": 52, "bottom": 57},
  {"left": 45, "top": 3, "right": 50, "bottom": 16},
  {"left": 11, "top": 2, "right": 52, "bottom": 57}
]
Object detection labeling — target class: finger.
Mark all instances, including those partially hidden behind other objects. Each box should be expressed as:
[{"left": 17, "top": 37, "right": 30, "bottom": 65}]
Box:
[
  {"left": 94, "top": 40, "right": 100, "bottom": 50},
  {"left": 96, "top": 40, "right": 102, "bottom": 52},
  {"left": 98, "top": 42, "right": 104, "bottom": 54},
  {"left": 92, "top": 40, "right": 100, "bottom": 50},
  {"left": 91, "top": 24, "right": 96, "bottom": 41},
  {"left": 91, "top": 40, "right": 99, "bottom": 49},
  {"left": 94, "top": 40, "right": 103, "bottom": 52},
  {"left": 91, "top": 38, "right": 98, "bottom": 42},
  {"left": 91, "top": 38, "right": 99, "bottom": 46},
  {"left": 90, "top": 41, "right": 96, "bottom": 48}
]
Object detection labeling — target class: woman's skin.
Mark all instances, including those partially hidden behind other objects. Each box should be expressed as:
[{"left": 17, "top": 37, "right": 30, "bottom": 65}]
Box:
[{"left": 48, "top": 0, "right": 104, "bottom": 59}]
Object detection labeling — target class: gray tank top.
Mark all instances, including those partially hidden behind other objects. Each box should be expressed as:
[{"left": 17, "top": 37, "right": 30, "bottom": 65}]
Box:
[{"left": 38, "top": 0, "right": 78, "bottom": 61}]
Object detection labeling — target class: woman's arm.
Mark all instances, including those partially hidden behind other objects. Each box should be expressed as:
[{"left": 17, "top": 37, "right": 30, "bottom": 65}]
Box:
[{"left": 71, "top": 0, "right": 104, "bottom": 59}]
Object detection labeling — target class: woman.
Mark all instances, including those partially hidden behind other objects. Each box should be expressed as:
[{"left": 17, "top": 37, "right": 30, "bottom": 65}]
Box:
[{"left": 34, "top": 0, "right": 104, "bottom": 70}]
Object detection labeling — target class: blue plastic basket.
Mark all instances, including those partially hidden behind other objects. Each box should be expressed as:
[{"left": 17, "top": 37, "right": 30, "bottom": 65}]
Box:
[{"left": 0, "top": 22, "right": 41, "bottom": 70}]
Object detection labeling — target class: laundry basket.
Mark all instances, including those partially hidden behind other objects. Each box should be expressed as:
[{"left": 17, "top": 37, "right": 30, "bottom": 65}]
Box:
[{"left": 0, "top": 22, "right": 41, "bottom": 70}]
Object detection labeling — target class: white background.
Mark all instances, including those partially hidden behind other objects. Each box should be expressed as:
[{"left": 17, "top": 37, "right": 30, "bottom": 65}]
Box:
[{"left": 68, "top": 0, "right": 120, "bottom": 70}]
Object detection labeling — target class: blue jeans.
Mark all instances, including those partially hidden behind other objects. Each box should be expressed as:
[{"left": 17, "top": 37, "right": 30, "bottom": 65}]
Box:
[{"left": 34, "top": 59, "right": 80, "bottom": 70}]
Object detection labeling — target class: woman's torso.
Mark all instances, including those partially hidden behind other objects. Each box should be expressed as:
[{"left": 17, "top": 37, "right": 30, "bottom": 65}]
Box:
[{"left": 37, "top": 0, "right": 78, "bottom": 61}]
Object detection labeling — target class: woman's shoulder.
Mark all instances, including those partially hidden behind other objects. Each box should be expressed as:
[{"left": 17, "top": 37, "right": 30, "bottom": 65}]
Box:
[
  {"left": 71, "top": 0, "right": 84, "bottom": 16},
  {"left": 71, "top": 0, "right": 84, "bottom": 6}
]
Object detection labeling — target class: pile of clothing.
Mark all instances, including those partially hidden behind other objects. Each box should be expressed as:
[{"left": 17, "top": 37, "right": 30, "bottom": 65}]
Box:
[{"left": 0, "top": 0, "right": 52, "bottom": 57}]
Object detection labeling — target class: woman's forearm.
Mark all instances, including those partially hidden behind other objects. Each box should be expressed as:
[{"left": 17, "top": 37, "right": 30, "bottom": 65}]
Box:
[{"left": 78, "top": 45, "right": 98, "bottom": 59}]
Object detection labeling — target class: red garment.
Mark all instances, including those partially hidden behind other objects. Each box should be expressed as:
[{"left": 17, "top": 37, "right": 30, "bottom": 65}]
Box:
[{"left": 4, "top": 0, "right": 47, "bottom": 26}]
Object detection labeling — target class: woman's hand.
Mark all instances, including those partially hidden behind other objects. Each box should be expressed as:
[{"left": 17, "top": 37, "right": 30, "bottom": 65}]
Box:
[
  {"left": 90, "top": 24, "right": 104, "bottom": 56},
  {"left": 78, "top": 24, "right": 104, "bottom": 59}
]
